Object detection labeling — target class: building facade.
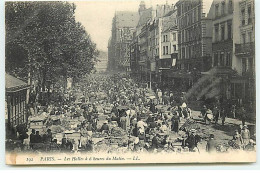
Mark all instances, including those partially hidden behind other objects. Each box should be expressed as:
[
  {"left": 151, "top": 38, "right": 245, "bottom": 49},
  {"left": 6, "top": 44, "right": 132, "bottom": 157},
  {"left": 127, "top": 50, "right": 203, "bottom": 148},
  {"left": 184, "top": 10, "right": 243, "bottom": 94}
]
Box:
[
  {"left": 176, "top": 0, "right": 213, "bottom": 73},
  {"left": 130, "top": 1, "right": 178, "bottom": 89},
  {"left": 209, "top": 0, "right": 254, "bottom": 105},
  {"left": 107, "top": 11, "right": 139, "bottom": 73},
  {"left": 186, "top": 0, "right": 255, "bottom": 109},
  {"left": 232, "top": 0, "right": 255, "bottom": 106},
  {"left": 5, "top": 74, "right": 29, "bottom": 130}
]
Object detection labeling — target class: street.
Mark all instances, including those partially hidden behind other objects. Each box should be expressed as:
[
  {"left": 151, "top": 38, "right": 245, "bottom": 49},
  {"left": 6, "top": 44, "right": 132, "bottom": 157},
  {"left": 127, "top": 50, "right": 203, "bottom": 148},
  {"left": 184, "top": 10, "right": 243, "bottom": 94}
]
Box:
[{"left": 5, "top": 74, "right": 256, "bottom": 154}]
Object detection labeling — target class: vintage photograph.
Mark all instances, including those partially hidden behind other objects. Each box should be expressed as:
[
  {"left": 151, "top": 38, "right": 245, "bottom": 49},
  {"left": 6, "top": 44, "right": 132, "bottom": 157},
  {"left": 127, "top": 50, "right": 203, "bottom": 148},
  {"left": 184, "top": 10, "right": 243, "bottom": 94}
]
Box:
[{"left": 5, "top": 0, "right": 256, "bottom": 164}]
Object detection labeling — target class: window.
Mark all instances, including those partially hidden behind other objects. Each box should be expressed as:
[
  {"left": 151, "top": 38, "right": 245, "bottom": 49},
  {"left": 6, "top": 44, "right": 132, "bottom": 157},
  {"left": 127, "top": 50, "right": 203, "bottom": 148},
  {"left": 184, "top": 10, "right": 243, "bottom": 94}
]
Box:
[
  {"left": 242, "top": 58, "right": 247, "bottom": 74},
  {"left": 215, "top": 25, "right": 219, "bottom": 42},
  {"left": 242, "top": 33, "right": 246, "bottom": 44},
  {"left": 189, "top": 46, "right": 192, "bottom": 58},
  {"left": 163, "top": 46, "right": 165, "bottom": 55},
  {"left": 163, "top": 46, "right": 168, "bottom": 55},
  {"left": 248, "top": 58, "right": 253, "bottom": 73},
  {"left": 228, "top": 0, "right": 233, "bottom": 13},
  {"left": 248, "top": 5, "right": 252, "bottom": 24},
  {"left": 241, "top": 9, "right": 245, "bottom": 25},
  {"left": 221, "top": 2, "right": 225, "bottom": 15},
  {"left": 220, "top": 53, "right": 225, "bottom": 66},
  {"left": 182, "top": 30, "right": 184, "bottom": 43},
  {"left": 163, "top": 35, "right": 168, "bottom": 42},
  {"left": 182, "top": 48, "right": 185, "bottom": 59},
  {"left": 221, "top": 25, "right": 225, "bottom": 40},
  {"left": 248, "top": 32, "right": 252, "bottom": 42},
  {"left": 173, "top": 45, "right": 177, "bottom": 52},
  {"left": 187, "top": 14, "right": 190, "bottom": 25},
  {"left": 178, "top": 33, "right": 181, "bottom": 43},
  {"left": 186, "top": 30, "right": 189, "bottom": 42},
  {"left": 186, "top": 47, "right": 189, "bottom": 59},
  {"left": 215, "top": 4, "right": 219, "bottom": 17},
  {"left": 226, "top": 52, "right": 232, "bottom": 66},
  {"left": 228, "top": 23, "right": 232, "bottom": 39},
  {"left": 198, "top": 6, "right": 201, "bottom": 20},
  {"left": 194, "top": 8, "right": 197, "bottom": 22},
  {"left": 173, "top": 33, "right": 176, "bottom": 41},
  {"left": 214, "top": 53, "right": 218, "bottom": 66}
]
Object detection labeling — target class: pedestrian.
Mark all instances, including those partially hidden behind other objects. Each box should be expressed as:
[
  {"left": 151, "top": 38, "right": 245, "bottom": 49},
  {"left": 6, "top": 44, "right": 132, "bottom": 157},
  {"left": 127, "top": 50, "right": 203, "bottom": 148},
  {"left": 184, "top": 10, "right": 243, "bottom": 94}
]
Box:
[
  {"left": 206, "top": 134, "right": 216, "bottom": 153},
  {"left": 201, "top": 105, "right": 207, "bottom": 119},
  {"left": 239, "top": 107, "right": 247, "bottom": 126},
  {"left": 205, "top": 109, "right": 213, "bottom": 125},
  {"left": 35, "top": 131, "right": 42, "bottom": 143},
  {"left": 30, "top": 129, "right": 36, "bottom": 146},
  {"left": 233, "top": 130, "right": 243, "bottom": 148},
  {"left": 100, "top": 121, "right": 109, "bottom": 134},
  {"left": 185, "top": 129, "right": 197, "bottom": 152},
  {"left": 86, "top": 122, "right": 94, "bottom": 137},
  {"left": 137, "top": 117, "right": 147, "bottom": 132},
  {"left": 120, "top": 114, "right": 127, "bottom": 130},
  {"left": 46, "top": 129, "right": 52, "bottom": 142},
  {"left": 213, "top": 106, "right": 220, "bottom": 125},
  {"left": 220, "top": 108, "right": 226, "bottom": 126},
  {"left": 151, "top": 134, "right": 162, "bottom": 150},
  {"left": 241, "top": 125, "right": 250, "bottom": 146},
  {"left": 159, "top": 122, "right": 168, "bottom": 134},
  {"left": 171, "top": 111, "right": 180, "bottom": 133}
]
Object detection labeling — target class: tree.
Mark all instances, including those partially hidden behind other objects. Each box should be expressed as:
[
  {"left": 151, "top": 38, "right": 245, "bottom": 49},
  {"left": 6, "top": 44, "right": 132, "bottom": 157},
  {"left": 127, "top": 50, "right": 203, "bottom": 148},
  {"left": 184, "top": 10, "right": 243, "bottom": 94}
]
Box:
[{"left": 5, "top": 1, "right": 98, "bottom": 95}]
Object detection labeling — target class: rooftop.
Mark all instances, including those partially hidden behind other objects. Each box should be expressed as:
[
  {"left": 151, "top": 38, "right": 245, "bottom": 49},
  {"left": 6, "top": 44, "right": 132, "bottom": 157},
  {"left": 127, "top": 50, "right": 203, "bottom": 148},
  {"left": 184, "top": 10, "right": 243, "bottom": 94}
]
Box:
[
  {"left": 115, "top": 11, "right": 139, "bottom": 28},
  {"left": 137, "top": 7, "right": 154, "bottom": 27},
  {"left": 6, "top": 73, "right": 29, "bottom": 92}
]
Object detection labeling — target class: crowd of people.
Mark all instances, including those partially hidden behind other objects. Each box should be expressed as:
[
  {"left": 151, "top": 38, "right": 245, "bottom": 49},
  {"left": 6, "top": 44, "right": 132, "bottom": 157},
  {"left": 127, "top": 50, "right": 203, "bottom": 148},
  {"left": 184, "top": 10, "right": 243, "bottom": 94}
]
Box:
[{"left": 6, "top": 74, "right": 255, "bottom": 153}]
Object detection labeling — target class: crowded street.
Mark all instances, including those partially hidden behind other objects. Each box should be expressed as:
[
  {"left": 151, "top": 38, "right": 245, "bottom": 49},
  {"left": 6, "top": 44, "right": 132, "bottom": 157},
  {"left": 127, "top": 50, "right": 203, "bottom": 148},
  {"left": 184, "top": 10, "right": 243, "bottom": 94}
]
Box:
[{"left": 5, "top": 73, "right": 256, "bottom": 154}]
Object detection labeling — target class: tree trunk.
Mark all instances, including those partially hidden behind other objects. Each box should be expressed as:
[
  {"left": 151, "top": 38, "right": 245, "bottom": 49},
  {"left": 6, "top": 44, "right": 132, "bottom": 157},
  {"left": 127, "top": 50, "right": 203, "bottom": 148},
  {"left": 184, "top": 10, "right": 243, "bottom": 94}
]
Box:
[{"left": 26, "top": 57, "right": 32, "bottom": 104}]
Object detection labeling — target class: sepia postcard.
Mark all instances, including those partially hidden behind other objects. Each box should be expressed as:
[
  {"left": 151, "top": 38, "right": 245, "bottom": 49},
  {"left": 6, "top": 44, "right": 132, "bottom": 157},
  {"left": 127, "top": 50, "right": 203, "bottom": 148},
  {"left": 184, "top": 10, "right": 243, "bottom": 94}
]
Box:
[{"left": 5, "top": 0, "right": 256, "bottom": 165}]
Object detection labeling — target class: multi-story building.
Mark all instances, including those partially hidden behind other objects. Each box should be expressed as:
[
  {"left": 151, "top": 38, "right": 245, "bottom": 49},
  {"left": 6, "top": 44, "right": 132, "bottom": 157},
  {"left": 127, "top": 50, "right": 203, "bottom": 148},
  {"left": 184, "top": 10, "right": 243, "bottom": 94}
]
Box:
[
  {"left": 130, "top": 1, "right": 178, "bottom": 89},
  {"left": 212, "top": 0, "right": 233, "bottom": 69},
  {"left": 135, "top": 2, "right": 155, "bottom": 83},
  {"left": 171, "top": 0, "right": 214, "bottom": 94},
  {"left": 154, "top": 9, "right": 179, "bottom": 90},
  {"left": 129, "top": 31, "right": 140, "bottom": 79},
  {"left": 107, "top": 11, "right": 139, "bottom": 73},
  {"left": 186, "top": 0, "right": 255, "bottom": 109},
  {"left": 232, "top": 0, "right": 255, "bottom": 105},
  {"left": 176, "top": 0, "right": 213, "bottom": 74}
]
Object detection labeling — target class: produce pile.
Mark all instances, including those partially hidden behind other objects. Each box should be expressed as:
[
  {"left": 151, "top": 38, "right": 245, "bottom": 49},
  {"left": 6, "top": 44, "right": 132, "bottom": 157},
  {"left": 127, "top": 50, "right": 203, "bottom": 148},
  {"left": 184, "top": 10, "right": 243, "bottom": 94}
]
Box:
[
  {"left": 179, "top": 118, "right": 200, "bottom": 132},
  {"left": 110, "top": 126, "right": 128, "bottom": 137}
]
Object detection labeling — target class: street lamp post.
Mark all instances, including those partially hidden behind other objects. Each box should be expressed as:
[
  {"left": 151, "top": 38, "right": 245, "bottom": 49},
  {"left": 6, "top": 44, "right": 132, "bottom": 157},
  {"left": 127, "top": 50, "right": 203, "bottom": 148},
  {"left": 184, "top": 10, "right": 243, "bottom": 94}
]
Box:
[{"left": 149, "top": 70, "right": 152, "bottom": 90}]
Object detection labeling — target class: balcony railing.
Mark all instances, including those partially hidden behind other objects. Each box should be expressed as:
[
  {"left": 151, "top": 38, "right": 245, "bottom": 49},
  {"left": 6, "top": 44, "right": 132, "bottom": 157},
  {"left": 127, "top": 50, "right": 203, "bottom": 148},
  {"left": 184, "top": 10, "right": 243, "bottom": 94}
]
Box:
[{"left": 235, "top": 42, "right": 255, "bottom": 56}]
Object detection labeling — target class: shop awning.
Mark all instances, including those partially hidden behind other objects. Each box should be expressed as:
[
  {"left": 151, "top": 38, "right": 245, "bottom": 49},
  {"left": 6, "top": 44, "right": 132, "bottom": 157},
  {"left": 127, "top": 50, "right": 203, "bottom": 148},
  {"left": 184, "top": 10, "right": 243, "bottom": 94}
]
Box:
[
  {"left": 165, "top": 71, "right": 193, "bottom": 79},
  {"left": 5, "top": 73, "right": 30, "bottom": 93}
]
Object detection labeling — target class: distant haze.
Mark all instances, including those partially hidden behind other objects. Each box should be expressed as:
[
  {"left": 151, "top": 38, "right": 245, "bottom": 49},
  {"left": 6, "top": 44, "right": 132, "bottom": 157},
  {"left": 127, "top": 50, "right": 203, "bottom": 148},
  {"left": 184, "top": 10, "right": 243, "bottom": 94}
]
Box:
[{"left": 73, "top": 0, "right": 178, "bottom": 52}]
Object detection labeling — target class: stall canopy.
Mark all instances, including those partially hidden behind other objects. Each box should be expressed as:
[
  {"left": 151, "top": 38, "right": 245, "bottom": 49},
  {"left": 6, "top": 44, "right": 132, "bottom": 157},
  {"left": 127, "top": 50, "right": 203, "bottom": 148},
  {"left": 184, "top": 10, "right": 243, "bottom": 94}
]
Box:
[{"left": 6, "top": 73, "right": 29, "bottom": 92}]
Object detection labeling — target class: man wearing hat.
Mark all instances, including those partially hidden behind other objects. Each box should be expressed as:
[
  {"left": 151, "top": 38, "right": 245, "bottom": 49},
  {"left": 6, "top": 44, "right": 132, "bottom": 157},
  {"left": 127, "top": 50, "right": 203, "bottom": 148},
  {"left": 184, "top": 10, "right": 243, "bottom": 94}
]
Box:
[
  {"left": 186, "top": 129, "right": 197, "bottom": 152},
  {"left": 206, "top": 134, "right": 216, "bottom": 153},
  {"left": 100, "top": 121, "right": 109, "bottom": 134},
  {"left": 171, "top": 111, "right": 180, "bottom": 133},
  {"left": 241, "top": 125, "right": 250, "bottom": 146},
  {"left": 151, "top": 133, "right": 163, "bottom": 150},
  {"left": 201, "top": 105, "right": 207, "bottom": 119},
  {"left": 233, "top": 129, "right": 243, "bottom": 147}
]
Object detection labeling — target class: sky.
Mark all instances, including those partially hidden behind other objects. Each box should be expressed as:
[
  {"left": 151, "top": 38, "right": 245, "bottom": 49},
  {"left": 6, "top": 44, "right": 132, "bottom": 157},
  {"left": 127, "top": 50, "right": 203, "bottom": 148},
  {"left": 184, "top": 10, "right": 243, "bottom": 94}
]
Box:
[
  {"left": 73, "top": 0, "right": 178, "bottom": 52},
  {"left": 73, "top": 0, "right": 213, "bottom": 52}
]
